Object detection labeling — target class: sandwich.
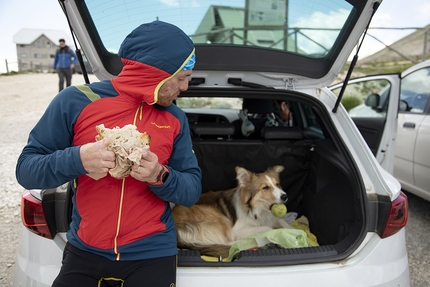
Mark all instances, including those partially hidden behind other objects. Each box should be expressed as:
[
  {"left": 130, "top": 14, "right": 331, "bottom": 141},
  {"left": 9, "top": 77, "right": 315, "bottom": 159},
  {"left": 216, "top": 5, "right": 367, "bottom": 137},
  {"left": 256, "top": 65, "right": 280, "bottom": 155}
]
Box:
[{"left": 92, "top": 124, "right": 151, "bottom": 179}]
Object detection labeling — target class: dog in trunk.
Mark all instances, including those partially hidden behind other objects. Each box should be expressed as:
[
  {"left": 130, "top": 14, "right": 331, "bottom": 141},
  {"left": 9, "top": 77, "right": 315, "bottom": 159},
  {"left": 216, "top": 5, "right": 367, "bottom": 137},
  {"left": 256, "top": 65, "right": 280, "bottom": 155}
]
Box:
[{"left": 172, "top": 165, "right": 291, "bottom": 258}]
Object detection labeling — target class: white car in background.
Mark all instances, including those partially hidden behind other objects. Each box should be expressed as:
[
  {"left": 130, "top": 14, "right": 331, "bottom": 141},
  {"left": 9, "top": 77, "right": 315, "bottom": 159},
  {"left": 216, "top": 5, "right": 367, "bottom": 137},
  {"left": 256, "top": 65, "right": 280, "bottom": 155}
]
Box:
[
  {"left": 13, "top": 0, "right": 410, "bottom": 286},
  {"left": 331, "top": 59, "right": 430, "bottom": 201}
]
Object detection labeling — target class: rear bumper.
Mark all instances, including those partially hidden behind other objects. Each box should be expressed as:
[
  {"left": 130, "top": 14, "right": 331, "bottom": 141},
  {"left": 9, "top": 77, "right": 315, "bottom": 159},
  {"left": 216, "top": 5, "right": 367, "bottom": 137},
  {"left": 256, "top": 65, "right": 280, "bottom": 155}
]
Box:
[
  {"left": 177, "top": 229, "right": 410, "bottom": 287},
  {"left": 13, "top": 227, "right": 409, "bottom": 287},
  {"left": 13, "top": 226, "right": 63, "bottom": 287}
]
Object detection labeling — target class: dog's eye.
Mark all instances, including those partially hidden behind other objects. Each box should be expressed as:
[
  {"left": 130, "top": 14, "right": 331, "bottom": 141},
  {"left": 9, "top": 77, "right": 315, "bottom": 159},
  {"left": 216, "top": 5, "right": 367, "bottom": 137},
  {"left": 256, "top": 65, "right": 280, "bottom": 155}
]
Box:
[{"left": 262, "top": 185, "right": 269, "bottom": 190}]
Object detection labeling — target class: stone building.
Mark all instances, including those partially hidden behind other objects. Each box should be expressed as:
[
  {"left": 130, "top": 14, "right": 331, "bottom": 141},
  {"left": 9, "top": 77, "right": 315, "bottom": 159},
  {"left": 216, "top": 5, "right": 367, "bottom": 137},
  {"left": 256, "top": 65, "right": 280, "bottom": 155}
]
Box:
[{"left": 13, "top": 29, "right": 72, "bottom": 72}]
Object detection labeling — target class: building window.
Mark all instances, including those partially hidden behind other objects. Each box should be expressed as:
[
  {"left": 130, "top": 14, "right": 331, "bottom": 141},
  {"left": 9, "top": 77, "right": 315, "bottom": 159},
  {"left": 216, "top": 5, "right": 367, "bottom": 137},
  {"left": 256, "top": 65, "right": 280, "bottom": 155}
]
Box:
[
  {"left": 34, "top": 53, "right": 40, "bottom": 58},
  {"left": 47, "top": 42, "right": 51, "bottom": 48},
  {"left": 36, "top": 40, "right": 41, "bottom": 48},
  {"left": 21, "top": 53, "right": 27, "bottom": 58},
  {"left": 50, "top": 54, "right": 55, "bottom": 58}
]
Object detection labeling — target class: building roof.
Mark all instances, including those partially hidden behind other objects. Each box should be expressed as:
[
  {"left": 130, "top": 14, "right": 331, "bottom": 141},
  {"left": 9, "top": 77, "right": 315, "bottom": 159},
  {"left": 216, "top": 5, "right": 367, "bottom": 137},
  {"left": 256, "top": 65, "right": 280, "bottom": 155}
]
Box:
[{"left": 13, "top": 28, "right": 73, "bottom": 46}]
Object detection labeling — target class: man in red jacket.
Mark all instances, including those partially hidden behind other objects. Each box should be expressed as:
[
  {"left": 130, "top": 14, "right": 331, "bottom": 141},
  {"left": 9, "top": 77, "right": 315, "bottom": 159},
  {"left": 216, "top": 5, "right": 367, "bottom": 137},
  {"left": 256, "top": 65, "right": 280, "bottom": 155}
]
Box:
[{"left": 17, "top": 21, "right": 201, "bottom": 287}]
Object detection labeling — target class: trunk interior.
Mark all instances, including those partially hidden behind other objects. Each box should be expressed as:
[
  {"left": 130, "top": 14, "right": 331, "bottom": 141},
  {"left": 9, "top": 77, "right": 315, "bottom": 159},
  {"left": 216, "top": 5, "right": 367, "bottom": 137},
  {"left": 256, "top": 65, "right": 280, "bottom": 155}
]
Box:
[{"left": 178, "top": 88, "right": 367, "bottom": 266}]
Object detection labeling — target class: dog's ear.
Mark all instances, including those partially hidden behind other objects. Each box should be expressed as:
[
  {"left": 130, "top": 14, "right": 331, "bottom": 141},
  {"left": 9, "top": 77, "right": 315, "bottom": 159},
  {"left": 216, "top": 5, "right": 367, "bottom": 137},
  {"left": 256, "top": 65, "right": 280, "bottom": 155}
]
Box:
[
  {"left": 269, "top": 165, "right": 285, "bottom": 174},
  {"left": 235, "top": 166, "right": 252, "bottom": 186}
]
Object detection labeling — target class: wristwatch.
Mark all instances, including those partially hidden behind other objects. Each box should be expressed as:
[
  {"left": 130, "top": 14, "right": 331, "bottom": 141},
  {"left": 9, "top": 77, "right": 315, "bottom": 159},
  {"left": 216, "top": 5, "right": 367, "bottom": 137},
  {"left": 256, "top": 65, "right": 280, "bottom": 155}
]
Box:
[{"left": 148, "top": 164, "right": 170, "bottom": 185}]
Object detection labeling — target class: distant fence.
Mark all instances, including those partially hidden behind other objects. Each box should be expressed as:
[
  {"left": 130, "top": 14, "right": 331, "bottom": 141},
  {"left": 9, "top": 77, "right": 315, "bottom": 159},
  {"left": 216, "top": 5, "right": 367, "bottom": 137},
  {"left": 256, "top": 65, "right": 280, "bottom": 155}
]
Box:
[
  {"left": 3, "top": 59, "right": 53, "bottom": 74},
  {"left": 2, "top": 59, "right": 18, "bottom": 74}
]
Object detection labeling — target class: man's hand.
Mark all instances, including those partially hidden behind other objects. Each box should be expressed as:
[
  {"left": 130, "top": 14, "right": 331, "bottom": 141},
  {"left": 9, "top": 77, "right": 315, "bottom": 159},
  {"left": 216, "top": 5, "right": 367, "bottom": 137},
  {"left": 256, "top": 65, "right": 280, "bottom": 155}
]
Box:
[
  {"left": 130, "top": 149, "right": 161, "bottom": 182},
  {"left": 79, "top": 139, "right": 116, "bottom": 174},
  {"left": 70, "top": 63, "right": 75, "bottom": 70}
]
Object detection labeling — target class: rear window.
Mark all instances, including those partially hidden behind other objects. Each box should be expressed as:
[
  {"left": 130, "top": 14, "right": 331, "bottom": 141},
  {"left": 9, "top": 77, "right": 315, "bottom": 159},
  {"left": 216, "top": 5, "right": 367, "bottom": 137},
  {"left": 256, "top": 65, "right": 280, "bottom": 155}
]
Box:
[{"left": 85, "top": 0, "right": 354, "bottom": 58}]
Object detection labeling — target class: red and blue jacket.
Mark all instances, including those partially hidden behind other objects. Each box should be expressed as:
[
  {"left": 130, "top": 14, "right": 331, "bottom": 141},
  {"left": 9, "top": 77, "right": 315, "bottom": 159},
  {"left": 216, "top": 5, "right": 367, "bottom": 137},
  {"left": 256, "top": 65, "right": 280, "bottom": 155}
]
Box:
[{"left": 16, "top": 21, "right": 202, "bottom": 261}]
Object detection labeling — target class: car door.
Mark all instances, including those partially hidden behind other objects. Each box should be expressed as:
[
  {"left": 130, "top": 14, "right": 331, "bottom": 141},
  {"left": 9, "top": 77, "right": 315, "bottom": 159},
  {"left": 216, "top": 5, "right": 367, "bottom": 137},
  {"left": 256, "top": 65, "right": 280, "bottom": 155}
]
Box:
[
  {"left": 330, "top": 74, "right": 401, "bottom": 173},
  {"left": 394, "top": 65, "right": 430, "bottom": 201}
]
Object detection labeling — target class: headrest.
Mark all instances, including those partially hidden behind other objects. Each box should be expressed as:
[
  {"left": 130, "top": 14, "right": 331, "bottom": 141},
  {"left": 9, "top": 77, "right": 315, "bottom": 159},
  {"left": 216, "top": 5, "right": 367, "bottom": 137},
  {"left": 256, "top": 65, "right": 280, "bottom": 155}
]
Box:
[
  {"left": 192, "top": 123, "right": 235, "bottom": 136},
  {"left": 242, "top": 98, "right": 275, "bottom": 114},
  {"left": 261, "top": 126, "right": 304, "bottom": 140}
]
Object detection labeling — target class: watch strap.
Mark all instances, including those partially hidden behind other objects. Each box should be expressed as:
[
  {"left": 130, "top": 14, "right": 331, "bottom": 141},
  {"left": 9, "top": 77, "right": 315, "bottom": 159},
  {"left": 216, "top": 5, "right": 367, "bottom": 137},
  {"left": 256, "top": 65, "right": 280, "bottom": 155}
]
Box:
[{"left": 148, "top": 164, "right": 169, "bottom": 186}]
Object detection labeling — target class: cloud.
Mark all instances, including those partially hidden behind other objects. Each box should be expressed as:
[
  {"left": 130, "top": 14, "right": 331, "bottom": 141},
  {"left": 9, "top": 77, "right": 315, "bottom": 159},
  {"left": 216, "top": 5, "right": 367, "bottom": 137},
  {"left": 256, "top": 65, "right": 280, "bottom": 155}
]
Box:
[
  {"left": 369, "top": 11, "right": 393, "bottom": 27},
  {"left": 190, "top": 0, "right": 200, "bottom": 8},
  {"left": 291, "top": 8, "right": 350, "bottom": 55},
  {"left": 159, "top": 0, "right": 200, "bottom": 8},
  {"left": 415, "top": 2, "right": 430, "bottom": 25},
  {"left": 159, "top": 0, "right": 180, "bottom": 7}
]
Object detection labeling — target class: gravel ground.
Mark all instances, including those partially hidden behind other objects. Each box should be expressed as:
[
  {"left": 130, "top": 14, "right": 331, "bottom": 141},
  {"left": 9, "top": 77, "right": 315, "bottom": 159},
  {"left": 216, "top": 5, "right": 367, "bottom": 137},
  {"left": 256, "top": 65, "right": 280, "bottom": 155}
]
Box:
[{"left": 0, "top": 73, "right": 97, "bottom": 287}]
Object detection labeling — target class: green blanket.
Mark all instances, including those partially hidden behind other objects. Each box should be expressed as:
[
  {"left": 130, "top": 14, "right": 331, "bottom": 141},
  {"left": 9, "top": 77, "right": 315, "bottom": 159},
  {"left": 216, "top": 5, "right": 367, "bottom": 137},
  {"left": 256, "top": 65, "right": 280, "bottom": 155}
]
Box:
[
  {"left": 199, "top": 215, "right": 319, "bottom": 262},
  {"left": 226, "top": 227, "right": 309, "bottom": 261}
]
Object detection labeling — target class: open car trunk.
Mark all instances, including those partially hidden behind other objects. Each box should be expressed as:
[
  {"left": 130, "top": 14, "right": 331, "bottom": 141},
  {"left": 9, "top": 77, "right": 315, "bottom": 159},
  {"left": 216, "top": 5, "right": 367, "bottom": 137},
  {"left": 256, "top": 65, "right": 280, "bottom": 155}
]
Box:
[
  {"left": 177, "top": 87, "right": 368, "bottom": 266},
  {"left": 42, "top": 87, "right": 378, "bottom": 267}
]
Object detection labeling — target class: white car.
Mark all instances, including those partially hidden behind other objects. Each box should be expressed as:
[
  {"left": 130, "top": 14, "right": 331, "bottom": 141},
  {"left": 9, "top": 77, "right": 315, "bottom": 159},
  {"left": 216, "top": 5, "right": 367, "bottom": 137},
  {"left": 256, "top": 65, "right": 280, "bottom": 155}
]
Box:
[
  {"left": 14, "top": 0, "right": 410, "bottom": 286},
  {"left": 331, "top": 60, "right": 430, "bottom": 201}
]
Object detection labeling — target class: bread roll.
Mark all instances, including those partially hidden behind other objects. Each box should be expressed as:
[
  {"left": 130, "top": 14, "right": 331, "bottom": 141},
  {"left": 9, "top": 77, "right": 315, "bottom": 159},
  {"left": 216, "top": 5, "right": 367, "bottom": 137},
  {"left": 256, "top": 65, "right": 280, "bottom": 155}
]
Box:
[{"left": 94, "top": 124, "right": 151, "bottom": 179}]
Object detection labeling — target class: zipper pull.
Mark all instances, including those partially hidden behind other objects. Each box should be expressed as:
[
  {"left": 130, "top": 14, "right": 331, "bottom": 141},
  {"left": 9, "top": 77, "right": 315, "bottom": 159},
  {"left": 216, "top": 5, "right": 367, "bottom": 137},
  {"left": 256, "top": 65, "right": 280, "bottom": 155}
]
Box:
[{"left": 139, "top": 102, "right": 143, "bottom": 120}]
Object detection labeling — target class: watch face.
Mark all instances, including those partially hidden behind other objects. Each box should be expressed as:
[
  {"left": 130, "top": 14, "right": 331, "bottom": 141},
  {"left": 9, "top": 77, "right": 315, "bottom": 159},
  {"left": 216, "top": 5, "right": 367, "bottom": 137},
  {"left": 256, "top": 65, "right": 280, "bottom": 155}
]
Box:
[{"left": 161, "top": 168, "right": 170, "bottom": 183}]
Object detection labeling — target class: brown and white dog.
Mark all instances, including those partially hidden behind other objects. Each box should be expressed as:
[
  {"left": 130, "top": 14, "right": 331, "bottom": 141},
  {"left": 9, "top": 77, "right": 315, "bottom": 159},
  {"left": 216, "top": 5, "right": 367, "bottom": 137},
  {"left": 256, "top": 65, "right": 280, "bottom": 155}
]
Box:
[{"left": 172, "top": 165, "right": 291, "bottom": 258}]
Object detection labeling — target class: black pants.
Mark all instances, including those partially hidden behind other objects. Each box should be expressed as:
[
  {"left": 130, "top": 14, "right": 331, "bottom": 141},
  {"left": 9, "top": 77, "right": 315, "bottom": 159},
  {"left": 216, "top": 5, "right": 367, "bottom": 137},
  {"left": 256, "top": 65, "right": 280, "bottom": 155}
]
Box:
[
  {"left": 57, "top": 68, "right": 73, "bottom": 91},
  {"left": 52, "top": 243, "right": 177, "bottom": 287}
]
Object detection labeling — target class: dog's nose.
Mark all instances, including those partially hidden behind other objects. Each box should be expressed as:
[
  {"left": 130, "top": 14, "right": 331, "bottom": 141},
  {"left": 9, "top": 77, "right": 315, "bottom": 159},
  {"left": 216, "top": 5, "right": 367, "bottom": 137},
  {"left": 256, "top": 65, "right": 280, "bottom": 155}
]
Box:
[{"left": 281, "top": 193, "right": 288, "bottom": 202}]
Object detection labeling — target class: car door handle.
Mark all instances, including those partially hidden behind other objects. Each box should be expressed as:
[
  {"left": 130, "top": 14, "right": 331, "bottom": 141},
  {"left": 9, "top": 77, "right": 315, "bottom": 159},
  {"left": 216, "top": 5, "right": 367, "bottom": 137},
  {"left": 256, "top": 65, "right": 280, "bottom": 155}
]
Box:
[{"left": 403, "top": 122, "right": 416, "bottom": 128}]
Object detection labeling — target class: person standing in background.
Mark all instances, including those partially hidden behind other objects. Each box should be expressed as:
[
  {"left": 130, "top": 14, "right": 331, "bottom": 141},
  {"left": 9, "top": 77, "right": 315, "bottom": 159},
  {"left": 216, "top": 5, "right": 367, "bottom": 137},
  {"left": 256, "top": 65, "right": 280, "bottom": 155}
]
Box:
[{"left": 52, "top": 38, "right": 78, "bottom": 91}]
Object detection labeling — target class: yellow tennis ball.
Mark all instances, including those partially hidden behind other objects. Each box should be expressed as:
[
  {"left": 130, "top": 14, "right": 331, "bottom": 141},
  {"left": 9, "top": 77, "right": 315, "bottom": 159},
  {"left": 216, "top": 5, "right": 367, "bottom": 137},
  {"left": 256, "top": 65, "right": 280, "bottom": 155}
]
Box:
[{"left": 271, "top": 203, "right": 287, "bottom": 218}]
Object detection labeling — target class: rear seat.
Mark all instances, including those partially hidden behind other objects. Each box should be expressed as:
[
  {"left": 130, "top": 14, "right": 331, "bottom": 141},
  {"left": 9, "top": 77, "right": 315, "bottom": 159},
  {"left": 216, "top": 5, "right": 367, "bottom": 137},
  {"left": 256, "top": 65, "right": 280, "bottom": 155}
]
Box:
[
  {"left": 191, "top": 123, "right": 314, "bottom": 212},
  {"left": 261, "top": 126, "right": 304, "bottom": 140},
  {"left": 232, "top": 98, "right": 277, "bottom": 139},
  {"left": 190, "top": 122, "right": 235, "bottom": 140}
]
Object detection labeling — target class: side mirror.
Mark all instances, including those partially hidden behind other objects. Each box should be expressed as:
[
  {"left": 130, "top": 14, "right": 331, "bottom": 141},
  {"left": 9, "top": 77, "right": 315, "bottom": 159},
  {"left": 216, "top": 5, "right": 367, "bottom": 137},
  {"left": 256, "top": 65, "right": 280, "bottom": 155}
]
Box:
[
  {"left": 364, "top": 93, "right": 380, "bottom": 108},
  {"left": 399, "top": 100, "right": 409, "bottom": 112}
]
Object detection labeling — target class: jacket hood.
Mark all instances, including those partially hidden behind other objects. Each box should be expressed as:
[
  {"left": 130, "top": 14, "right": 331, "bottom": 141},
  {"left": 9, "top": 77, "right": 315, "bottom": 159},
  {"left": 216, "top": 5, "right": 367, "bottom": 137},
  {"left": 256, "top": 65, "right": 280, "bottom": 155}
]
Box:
[{"left": 111, "top": 20, "right": 195, "bottom": 105}]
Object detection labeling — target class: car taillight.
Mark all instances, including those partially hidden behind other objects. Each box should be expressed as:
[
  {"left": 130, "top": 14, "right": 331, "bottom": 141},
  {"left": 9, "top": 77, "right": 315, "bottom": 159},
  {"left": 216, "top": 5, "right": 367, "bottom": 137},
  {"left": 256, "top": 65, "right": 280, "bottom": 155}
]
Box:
[
  {"left": 21, "top": 190, "right": 53, "bottom": 239},
  {"left": 382, "top": 191, "right": 408, "bottom": 238}
]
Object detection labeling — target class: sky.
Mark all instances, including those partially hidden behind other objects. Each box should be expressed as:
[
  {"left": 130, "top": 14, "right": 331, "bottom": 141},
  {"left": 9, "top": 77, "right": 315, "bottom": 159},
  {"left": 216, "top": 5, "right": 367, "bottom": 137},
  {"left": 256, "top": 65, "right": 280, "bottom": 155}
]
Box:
[{"left": 0, "top": 0, "right": 429, "bottom": 73}]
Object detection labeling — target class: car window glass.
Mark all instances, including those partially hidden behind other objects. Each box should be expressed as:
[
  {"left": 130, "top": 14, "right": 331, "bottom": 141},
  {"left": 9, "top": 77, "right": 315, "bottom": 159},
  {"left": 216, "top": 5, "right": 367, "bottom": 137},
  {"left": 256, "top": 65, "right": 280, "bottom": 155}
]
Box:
[
  {"left": 332, "top": 79, "right": 391, "bottom": 119},
  {"left": 400, "top": 67, "right": 430, "bottom": 113},
  {"left": 85, "top": 0, "right": 354, "bottom": 58},
  {"left": 177, "top": 97, "right": 242, "bottom": 109}
]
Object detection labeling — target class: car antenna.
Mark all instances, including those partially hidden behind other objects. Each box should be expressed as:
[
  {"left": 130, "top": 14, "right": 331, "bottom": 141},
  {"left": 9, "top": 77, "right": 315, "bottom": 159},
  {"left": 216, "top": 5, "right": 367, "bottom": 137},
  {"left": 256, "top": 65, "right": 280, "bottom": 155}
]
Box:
[
  {"left": 333, "top": 2, "right": 380, "bottom": 113},
  {"left": 58, "top": 0, "right": 90, "bottom": 84}
]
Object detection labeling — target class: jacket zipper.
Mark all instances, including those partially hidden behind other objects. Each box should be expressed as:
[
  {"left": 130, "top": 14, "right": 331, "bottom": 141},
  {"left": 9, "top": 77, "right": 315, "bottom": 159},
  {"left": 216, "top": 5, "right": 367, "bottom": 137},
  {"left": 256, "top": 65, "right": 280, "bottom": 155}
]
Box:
[
  {"left": 113, "top": 178, "right": 126, "bottom": 260},
  {"left": 113, "top": 103, "right": 143, "bottom": 260},
  {"left": 134, "top": 102, "right": 143, "bottom": 123}
]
